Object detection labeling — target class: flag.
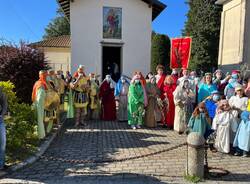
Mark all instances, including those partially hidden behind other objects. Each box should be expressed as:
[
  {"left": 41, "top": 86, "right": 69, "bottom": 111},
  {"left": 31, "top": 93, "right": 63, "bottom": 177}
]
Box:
[{"left": 170, "top": 37, "right": 192, "bottom": 69}]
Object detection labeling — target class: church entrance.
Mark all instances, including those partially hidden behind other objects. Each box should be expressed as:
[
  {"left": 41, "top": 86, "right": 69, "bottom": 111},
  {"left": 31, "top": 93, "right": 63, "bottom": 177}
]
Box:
[{"left": 102, "top": 46, "right": 122, "bottom": 82}]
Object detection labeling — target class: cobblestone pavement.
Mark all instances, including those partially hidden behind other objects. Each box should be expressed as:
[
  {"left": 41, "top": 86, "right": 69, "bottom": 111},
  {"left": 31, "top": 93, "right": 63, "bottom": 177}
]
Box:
[{"left": 1, "top": 120, "right": 250, "bottom": 184}]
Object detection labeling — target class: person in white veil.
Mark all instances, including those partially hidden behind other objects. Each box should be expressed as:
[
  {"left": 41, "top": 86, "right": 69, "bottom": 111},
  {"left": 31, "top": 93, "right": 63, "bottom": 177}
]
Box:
[{"left": 173, "top": 79, "right": 195, "bottom": 134}]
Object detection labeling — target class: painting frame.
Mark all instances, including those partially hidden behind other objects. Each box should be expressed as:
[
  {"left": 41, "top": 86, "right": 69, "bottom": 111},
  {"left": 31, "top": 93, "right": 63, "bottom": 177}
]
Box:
[{"left": 103, "top": 6, "right": 122, "bottom": 39}]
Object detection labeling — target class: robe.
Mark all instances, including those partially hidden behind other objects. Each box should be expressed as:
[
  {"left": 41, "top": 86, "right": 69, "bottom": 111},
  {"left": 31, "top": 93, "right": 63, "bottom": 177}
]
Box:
[
  {"left": 163, "top": 83, "right": 176, "bottom": 128},
  {"left": 233, "top": 111, "right": 250, "bottom": 152},
  {"left": 89, "top": 80, "right": 100, "bottom": 120},
  {"left": 229, "top": 95, "right": 248, "bottom": 119},
  {"left": 128, "top": 83, "right": 145, "bottom": 126},
  {"left": 34, "top": 88, "right": 46, "bottom": 139},
  {"left": 115, "top": 83, "right": 129, "bottom": 121},
  {"left": 188, "top": 113, "right": 211, "bottom": 138},
  {"left": 156, "top": 74, "right": 166, "bottom": 99},
  {"left": 99, "top": 80, "right": 116, "bottom": 121},
  {"left": 144, "top": 82, "right": 161, "bottom": 128},
  {"left": 173, "top": 86, "right": 194, "bottom": 133},
  {"left": 224, "top": 80, "right": 240, "bottom": 100},
  {"left": 212, "top": 111, "right": 235, "bottom": 153},
  {"left": 198, "top": 83, "right": 217, "bottom": 103},
  {"left": 205, "top": 99, "right": 217, "bottom": 120}
]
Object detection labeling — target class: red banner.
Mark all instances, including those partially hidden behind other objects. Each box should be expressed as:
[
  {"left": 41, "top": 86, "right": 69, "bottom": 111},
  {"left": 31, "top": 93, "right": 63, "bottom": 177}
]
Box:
[{"left": 170, "top": 37, "right": 192, "bottom": 69}]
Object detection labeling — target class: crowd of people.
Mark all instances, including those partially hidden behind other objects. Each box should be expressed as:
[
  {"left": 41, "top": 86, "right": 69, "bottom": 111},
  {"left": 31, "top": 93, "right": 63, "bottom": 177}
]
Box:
[{"left": 31, "top": 64, "right": 250, "bottom": 158}]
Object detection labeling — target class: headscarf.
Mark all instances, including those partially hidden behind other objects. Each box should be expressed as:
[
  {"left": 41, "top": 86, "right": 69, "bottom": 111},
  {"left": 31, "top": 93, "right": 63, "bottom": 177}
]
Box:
[
  {"left": 101, "top": 75, "right": 116, "bottom": 89},
  {"left": 115, "top": 75, "right": 130, "bottom": 96},
  {"left": 32, "top": 71, "right": 48, "bottom": 102}
]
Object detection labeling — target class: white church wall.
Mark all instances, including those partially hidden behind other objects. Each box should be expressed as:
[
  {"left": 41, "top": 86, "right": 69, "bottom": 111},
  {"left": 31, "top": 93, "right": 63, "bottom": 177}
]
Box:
[{"left": 70, "top": 0, "right": 152, "bottom": 78}]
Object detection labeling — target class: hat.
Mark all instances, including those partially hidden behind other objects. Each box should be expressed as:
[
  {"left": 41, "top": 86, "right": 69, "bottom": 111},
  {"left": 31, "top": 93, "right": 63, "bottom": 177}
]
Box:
[
  {"left": 214, "top": 69, "right": 222, "bottom": 74},
  {"left": 235, "top": 85, "right": 243, "bottom": 92},
  {"left": 78, "top": 65, "right": 84, "bottom": 69},
  {"left": 211, "top": 90, "right": 219, "bottom": 95},
  {"left": 205, "top": 72, "right": 212, "bottom": 76},
  {"left": 232, "top": 70, "right": 240, "bottom": 74}
]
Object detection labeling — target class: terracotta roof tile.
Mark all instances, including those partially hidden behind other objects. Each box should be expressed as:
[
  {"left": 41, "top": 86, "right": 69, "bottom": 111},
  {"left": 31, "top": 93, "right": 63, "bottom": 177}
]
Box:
[{"left": 31, "top": 35, "right": 70, "bottom": 48}]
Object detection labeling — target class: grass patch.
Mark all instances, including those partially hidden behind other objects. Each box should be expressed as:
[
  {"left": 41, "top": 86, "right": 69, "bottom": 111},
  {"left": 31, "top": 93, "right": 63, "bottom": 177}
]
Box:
[{"left": 184, "top": 174, "right": 202, "bottom": 183}]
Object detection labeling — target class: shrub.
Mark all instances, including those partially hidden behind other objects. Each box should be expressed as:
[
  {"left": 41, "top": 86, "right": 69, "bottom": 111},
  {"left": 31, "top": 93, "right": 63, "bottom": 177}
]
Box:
[
  {"left": 0, "top": 40, "right": 49, "bottom": 104},
  {"left": 0, "top": 81, "right": 39, "bottom": 163}
]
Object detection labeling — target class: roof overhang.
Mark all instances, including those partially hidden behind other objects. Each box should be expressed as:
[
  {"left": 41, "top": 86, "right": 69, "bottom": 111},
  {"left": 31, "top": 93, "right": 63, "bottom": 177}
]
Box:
[
  {"left": 57, "top": 0, "right": 166, "bottom": 21},
  {"left": 215, "top": 0, "right": 231, "bottom": 5}
]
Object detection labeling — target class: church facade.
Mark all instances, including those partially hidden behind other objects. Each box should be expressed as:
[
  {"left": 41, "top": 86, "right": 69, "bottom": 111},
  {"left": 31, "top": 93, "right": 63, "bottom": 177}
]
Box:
[
  {"left": 216, "top": 0, "right": 250, "bottom": 72},
  {"left": 58, "top": 0, "right": 166, "bottom": 80}
]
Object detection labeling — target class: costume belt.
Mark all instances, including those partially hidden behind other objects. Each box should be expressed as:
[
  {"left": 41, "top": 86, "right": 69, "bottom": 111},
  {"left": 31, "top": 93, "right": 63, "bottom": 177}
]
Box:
[{"left": 73, "top": 90, "right": 88, "bottom": 104}]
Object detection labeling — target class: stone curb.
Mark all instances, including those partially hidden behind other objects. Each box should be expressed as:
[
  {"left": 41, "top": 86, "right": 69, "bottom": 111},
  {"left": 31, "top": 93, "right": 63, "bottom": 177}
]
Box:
[{"left": 0, "top": 115, "right": 67, "bottom": 177}]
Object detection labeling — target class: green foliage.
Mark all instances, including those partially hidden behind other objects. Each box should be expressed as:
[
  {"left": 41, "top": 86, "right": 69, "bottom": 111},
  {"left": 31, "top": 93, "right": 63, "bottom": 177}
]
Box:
[
  {"left": 43, "top": 8, "right": 70, "bottom": 39},
  {"left": 183, "top": 0, "right": 222, "bottom": 72},
  {"left": 0, "top": 81, "right": 38, "bottom": 163},
  {"left": 0, "top": 41, "right": 49, "bottom": 104},
  {"left": 184, "top": 174, "right": 202, "bottom": 183},
  {"left": 151, "top": 33, "right": 171, "bottom": 74}
]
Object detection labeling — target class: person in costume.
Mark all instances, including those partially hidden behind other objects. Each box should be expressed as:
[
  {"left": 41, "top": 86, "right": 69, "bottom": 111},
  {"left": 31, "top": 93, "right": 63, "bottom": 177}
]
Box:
[
  {"left": 212, "top": 100, "right": 235, "bottom": 154},
  {"left": 171, "top": 68, "right": 179, "bottom": 85},
  {"left": 144, "top": 75, "right": 162, "bottom": 128},
  {"left": 47, "top": 70, "right": 61, "bottom": 124},
  {"left": 233, "top": 111, "right": 250, "bottom": 157},
  {"left": 224, "top": 72, "right": 240, "bottom": 100},
  {"left": 89, "top": 73, "right": 100, "bottom": 120},
  {"left": 188, "top": 102, "right": 211, "bottom": 138},
  {"left": 128, "top": 72, "right": 147, "bottom": 129},
  {"left": 70, "top": 65, "right": 90, "bottom": 126},
  {"left": 177, "top": 68, "right": 190, "bottom": 85},
  {"left": 173, "top": 79, "right": 195, "bottom": 134},
  {"left": 163, "top": 75, "right": 176, "bottom": 128},
  {"left": 198, "top": 73, "right": 217, "bottom": 103},
  {"left": 229, "top": 85, "right": 248, "bottom": 126},
  {"left": 99, "top": 75, "right": 116, "bottom": 121},
  {"left": 32, "top": 71, "right": 48, "bottom": 139},
  {"left": 56, "top": 70, "right": 67, "bottom": 111},
  {"left": 115, "top": 75, "right": 130, "bottom": 121},
  {"left": 244, "top": 78, "right": 250, "bottom": 98},
  {"left": 115, "top": 76, "right": 130, "bottom": 121},
  {"left": 213, "top": 69, "right": 229, "bottom": 96},
  {"left": 204, "top": 90, "right": 221, "bottom": 121},
  {"left": 155, "top": 65, "right": 166, "bottom": 93}
]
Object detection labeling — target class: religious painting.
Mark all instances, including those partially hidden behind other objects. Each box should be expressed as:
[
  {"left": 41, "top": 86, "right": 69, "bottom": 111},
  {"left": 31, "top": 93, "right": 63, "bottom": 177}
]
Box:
[{"left": 103, "top": 7, "right": 122, "bottom": 39}]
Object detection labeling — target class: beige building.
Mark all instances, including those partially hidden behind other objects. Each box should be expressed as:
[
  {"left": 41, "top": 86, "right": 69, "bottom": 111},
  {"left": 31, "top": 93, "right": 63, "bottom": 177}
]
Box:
[
  {"left": 31, "top": 35, "right": 71, "bottom": 73},
  {"left": 216, "top": 0, "right": 250, "bottom": 72}
]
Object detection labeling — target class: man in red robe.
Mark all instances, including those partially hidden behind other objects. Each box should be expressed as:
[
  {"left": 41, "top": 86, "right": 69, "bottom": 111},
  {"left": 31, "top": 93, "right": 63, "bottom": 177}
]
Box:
[
  {"left": 155, "top": 64, "right": 166, "bottom": 99},
  {"left": 99, "top": 75, "right": 116, "bottom": 121},
  {"left": 171, "top": 68, "right": 179, "bottom": 85}
]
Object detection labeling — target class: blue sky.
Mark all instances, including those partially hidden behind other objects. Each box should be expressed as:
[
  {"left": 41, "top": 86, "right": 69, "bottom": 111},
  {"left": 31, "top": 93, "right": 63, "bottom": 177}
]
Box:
[{"left": 0, "top": 0, "right": 188, "bottom": 44}]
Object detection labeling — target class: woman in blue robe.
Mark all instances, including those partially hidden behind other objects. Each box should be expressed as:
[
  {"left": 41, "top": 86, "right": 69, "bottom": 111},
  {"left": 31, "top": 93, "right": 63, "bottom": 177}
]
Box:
[
  {"left": 198, "top": 73, "right": 217, "bottom": 103},
  {"left": 188, "top": 102, "right": 211, "bottom": 138},
  {"left": 233, "top": 111, "right": 250, "bottom": 157}
]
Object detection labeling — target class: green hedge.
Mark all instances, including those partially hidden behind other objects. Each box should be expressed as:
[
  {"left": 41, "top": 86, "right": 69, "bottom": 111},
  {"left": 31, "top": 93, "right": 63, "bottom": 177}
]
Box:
[{"left": 0, "top": 81, "right": 39, "bottom": 163}]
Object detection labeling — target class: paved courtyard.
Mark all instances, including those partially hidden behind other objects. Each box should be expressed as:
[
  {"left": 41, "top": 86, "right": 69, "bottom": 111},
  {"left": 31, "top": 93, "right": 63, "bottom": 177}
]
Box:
[{"left": 0, "top": 120, "right": 250, "bottom": 184}]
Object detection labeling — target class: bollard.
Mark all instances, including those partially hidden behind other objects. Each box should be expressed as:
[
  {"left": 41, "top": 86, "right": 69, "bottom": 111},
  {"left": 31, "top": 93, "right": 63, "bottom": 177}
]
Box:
[{"left": 186, "top": 132, "right": 205, "bottom": 179}]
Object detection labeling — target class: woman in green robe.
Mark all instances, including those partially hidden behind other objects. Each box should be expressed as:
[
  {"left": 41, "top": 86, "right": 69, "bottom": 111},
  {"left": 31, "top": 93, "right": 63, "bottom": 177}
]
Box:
[{"left": 128, "top": 72, "right": 147, "bottom": 130}]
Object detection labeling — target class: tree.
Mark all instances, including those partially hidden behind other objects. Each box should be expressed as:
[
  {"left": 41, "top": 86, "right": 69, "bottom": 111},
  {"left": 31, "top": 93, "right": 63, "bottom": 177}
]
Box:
[
  {"left": 0, "top": 41, "right": 49, "bottom": 104},
  {"left": 151, "top": 33, "right": 171, "bottom": 74},
  {"left": 43, "top": 8, "right": 70, "bottom": 39},
  {"left": 183, "top": 0, "right": 222, "bottom": 72}
]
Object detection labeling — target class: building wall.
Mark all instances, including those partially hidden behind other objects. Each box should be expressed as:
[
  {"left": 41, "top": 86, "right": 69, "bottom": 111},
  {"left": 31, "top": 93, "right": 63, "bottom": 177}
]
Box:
[
  {"left": 217, "top": 0, "right": 248, "bottom": 72},
  {"left": 243, "top": 0, "right": 250, "bottom": 65},
  {"left": 70, "top": 0, "right": 152, "bottom": 78},
  {"left": 40, "top": 47, "right": 71, "bottom": 73}
]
